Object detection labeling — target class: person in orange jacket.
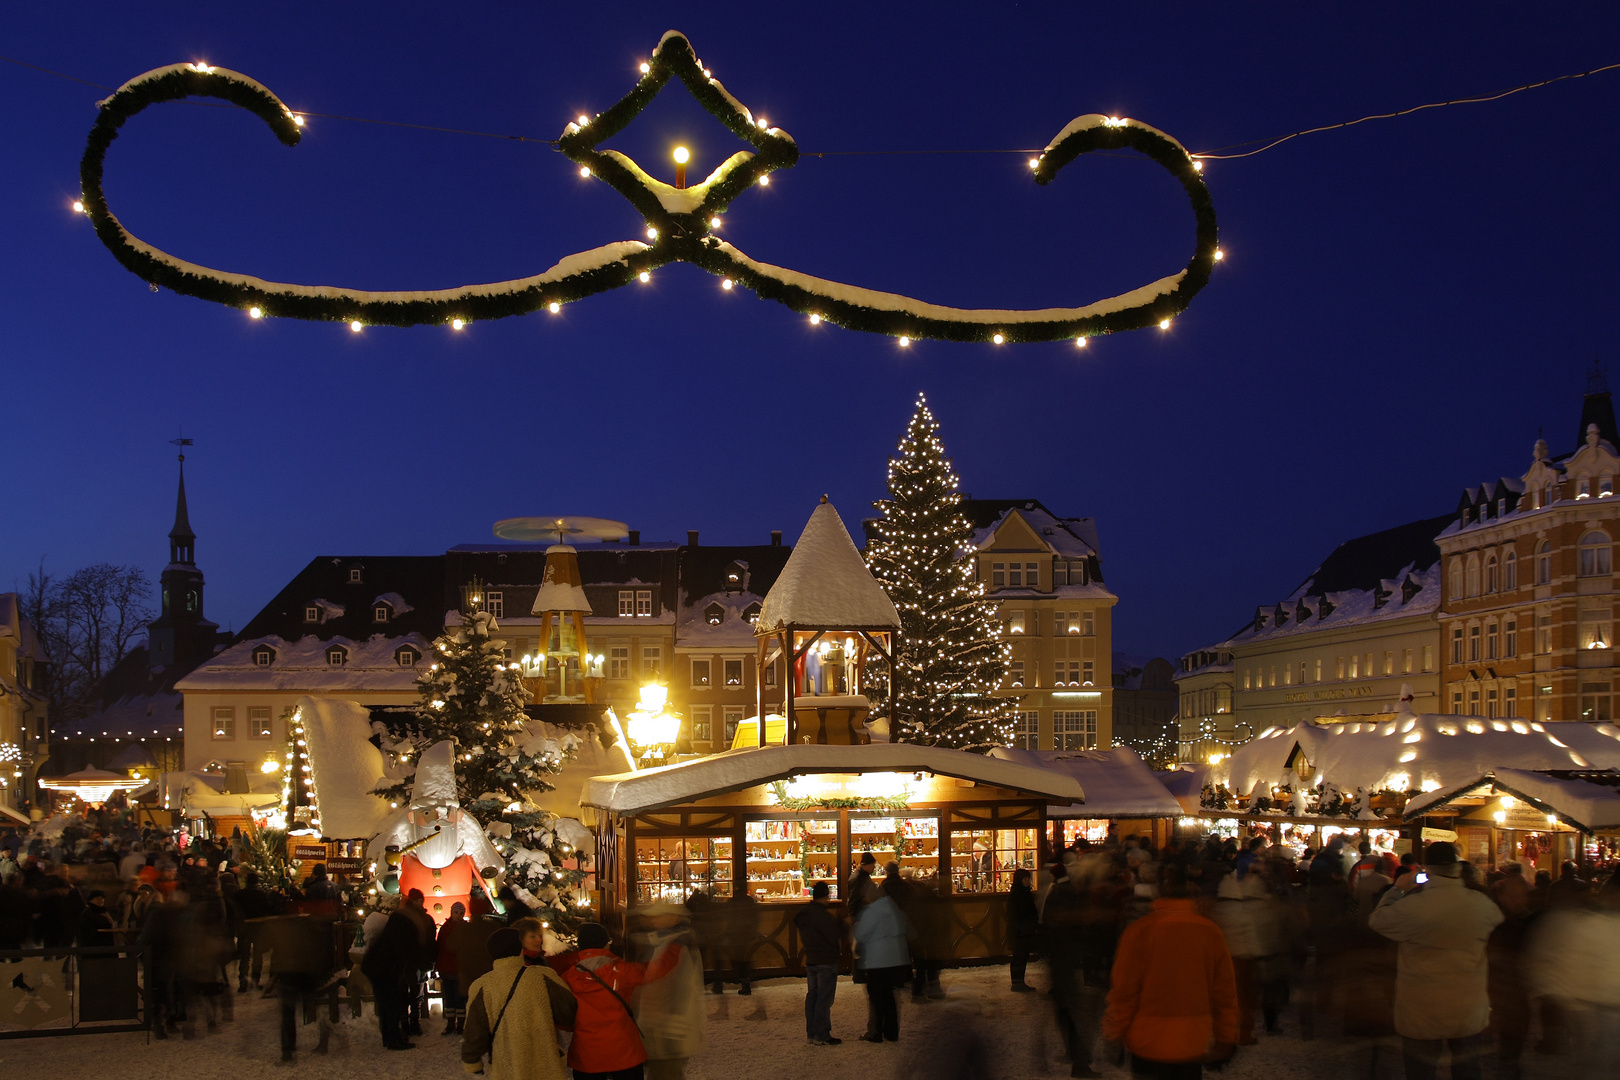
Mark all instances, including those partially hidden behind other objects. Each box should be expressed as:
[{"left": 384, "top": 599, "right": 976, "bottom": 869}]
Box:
[
  {"left": 1102, "top": 865, "right": 1239, "bottom": 1078},
  {"left": 551, "top": 921, "right": 684, "bottom": 1080}
]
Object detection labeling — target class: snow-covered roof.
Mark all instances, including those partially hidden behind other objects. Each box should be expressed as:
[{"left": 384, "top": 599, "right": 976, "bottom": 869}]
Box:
[
  {"left": 297, "top": 696, "right": 394, "bottom": 840},
  {"left": 175, "top": 633, "right": 430, "bottom": 691},
  {"left": 523, "top": 719, "right": 634, "bottom": 818},
  {"left": 1157, "top": 765, "right": 1216, "bottom": 814},
  {"left": 966, "top": 502, "right": 1098, "bottom": 559},
  {"left": 1229, "top": 714, "right": 1620, "bottom": 797},
  {"left": 675, "top": 590, "right": 764, "bottom": 648},
  {"left": 1402, "top": 768, "right": 1620, "bottom": 833},
  {"left": 756, "top": 500, "right": 900, "bottom": 633},
  {"left": 989, "top": 746, "right": 1180, "bottom": 818},
  {"left": 580, "top": 742, "right": 1084, "bottom": 814}
]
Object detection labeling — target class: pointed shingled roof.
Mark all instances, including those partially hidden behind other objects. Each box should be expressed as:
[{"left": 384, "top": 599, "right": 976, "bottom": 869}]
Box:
[
  {"left": 756, "top": 499, "right": 900, "bottom": 634},
  {"left": 170, "top": 460, "right": 195, "bottom": 542}
]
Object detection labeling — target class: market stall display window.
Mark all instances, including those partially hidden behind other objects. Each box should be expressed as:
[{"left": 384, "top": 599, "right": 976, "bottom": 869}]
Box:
[
  {"left": 745, "top": 817, "right": 838, "bottom": 901},
  {"left": 634, "top": 835, "right": 733, "bottom": 903},
  {"left": 851, "top": 815, "right": 940, "bottom": 883},
  {"left": 1060, "top": 819, "right": 1109, "bottom": 845},
  {"left": 950, "top": 827, "right": 1040, "bottom": 893}
]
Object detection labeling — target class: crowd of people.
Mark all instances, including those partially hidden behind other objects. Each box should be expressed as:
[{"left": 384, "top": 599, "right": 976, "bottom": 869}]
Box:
[{"left": 9, "top": 817, "right": 1620, "bottom": 1078}]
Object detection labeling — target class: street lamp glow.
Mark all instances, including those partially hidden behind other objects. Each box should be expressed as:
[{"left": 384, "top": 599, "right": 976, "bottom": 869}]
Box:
[{"left": 672, "top": 146, "right": 690, "bottom": 164}]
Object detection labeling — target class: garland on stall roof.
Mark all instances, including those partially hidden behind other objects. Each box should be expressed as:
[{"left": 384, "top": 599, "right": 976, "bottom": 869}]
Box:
[
  {"left": 76, "top": 33, "right": 1217, "bottom": 343},
  {"left": 767, "top": 780, "right": 912, "bottom": 812}
]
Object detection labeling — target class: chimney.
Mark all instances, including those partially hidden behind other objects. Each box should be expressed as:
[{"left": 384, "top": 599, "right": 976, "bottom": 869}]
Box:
[
  {"left": 770, "top": 530, "right": 782, "bottom": 546},
  {"left": 628, "top": 530, "right": 640, "bottom": 546},
  {"left": 687, "top": 530, "right": 699, "bottom": 547}
]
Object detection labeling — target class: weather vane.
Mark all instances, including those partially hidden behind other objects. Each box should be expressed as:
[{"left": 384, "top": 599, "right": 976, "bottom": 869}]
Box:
[{"left": 77, "top": 31, "right": 1217, "bottom": 345}]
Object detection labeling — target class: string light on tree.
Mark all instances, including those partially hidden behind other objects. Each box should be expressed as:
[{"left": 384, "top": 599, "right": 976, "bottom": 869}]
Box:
[{"left": 865, "top": 393, "right": 1019, "bottom": 751}]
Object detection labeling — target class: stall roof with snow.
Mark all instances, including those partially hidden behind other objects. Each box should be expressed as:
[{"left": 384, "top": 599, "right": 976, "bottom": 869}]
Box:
[
  {"left": 756, "top": 499, "right": 900, "bottom": 634},
  {"left": 580, "top": 742, "right": 1084, "bottom": 816},
  {"left": 297, "top": 695, "right": 395, "bottom": 839},
  {"left": 1229, "top": 714, "right": 1620, "bottom": 797},
  {"left": 989, "top": 746, "right": 1180, "bottom": 818},
  {"left": 1402, "top": 767, "right": 1620, "bottom": 834}
]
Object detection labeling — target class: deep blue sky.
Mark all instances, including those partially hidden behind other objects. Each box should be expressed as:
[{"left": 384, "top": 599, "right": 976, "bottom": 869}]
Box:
[{"left": 5, "top": 4, "right": 1619, "bottom": 662}]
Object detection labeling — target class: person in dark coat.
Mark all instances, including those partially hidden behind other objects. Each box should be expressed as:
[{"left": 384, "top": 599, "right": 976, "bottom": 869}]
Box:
[
  {"left": 0, "top": 873, "right": 32, "bottom": 950},
  {"left": 138, "top": 891, "right": 190, "bottom": 1037},
  {"left": 361, "top": 905, "right": 423, "bottom": 1050},
  {"left": 435, "top": 901, "right": 469, "bottom": 1035},
  {"left": 1007, "top": 867, "right": 1040, "bottom": 992},
  {"left": 397, "top": 889, "right": 436, "bottom": 1036},
  {"left": 794, "top": 880, "right": 842, "bottom": 1044},
  {"left": 723, "top": 891, "right": 759, "bottom": 995},
  {"left": 233, "top": 872, "right": 277, "bottom": 990},
  {"left": 1042, "top": 861, "right": 1103, "bottom": 1078},
  {"left": 77, "top": 889, "right": 114, "bottom": 945},
  {"left": 262, "top": 913, "right": 335, "bottom": 1062}
]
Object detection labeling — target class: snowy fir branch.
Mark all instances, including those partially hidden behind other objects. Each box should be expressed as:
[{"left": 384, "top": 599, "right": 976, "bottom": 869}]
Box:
[
  {"left": 866, "top": 394, "right": 1021, "bottom": 751},
  {"left": 78, "top": 36, "right": 1216, "bottom": 343}
]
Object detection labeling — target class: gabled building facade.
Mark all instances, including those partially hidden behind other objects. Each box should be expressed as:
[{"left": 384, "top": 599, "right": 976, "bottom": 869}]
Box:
[
  {"left": 961, "top": 500, "right": 1116, "bottom": 752},
  {"left": 0, "top": 594, "right": 48, "bottom": 819},
  {"left": 1437, "top": 379, "right": 1620, "bottom": 724}
]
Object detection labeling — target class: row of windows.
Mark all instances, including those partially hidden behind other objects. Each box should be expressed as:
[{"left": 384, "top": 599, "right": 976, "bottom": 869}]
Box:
[
  {"left": 304, "top": 598, "right": 419, "bottom": 624},
  {"left": 1007, "top": 660, "right": 1094, "bottom": 688},
  {"left": 688, "top": 705, "right": 747, "bottom": 745},
  {"left": 1448, "top": 686, "right": 1520, "bottom": 718},
  {"left": 1449, "top": 533, "right": 1613, "bottom": 601},
  {"left": 1006, "top": 610, "right": 1095, "bottom": 636},
  {"left": 1008, "top": 710, "right": 1099, "bottom": 751},
  {"left": 251, "top": 643, "right": 420, "bottom": 668},
  {"left": 987, "top": 560, "right": 1091, "bottom": 589},
  {"left": 1243, "top": 647, "right": 1435, "bottom": 690},
  {"left": 211, "top": 706, "right": 275, "bottom": 740}
]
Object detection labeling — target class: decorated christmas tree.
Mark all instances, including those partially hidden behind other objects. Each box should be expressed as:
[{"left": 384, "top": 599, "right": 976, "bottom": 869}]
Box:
[
  {"left": 373, "top": 607, "right": 587, "bottom": 930},
  {"left": 866, "top": 394, "right": 1019, "bottom": 750}
]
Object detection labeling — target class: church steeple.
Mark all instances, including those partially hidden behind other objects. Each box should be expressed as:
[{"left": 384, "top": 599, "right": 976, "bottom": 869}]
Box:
[
  {"left": 1578, "top": 361, "right": 1619, "bottom": 450},
  {"left": 170, "top": 442, "right": 196, "bottom": 566}
]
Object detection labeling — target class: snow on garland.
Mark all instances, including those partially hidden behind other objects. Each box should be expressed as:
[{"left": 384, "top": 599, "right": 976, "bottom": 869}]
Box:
[{"left": 78, "top": 33, "right": 1217, "bottom": 343}]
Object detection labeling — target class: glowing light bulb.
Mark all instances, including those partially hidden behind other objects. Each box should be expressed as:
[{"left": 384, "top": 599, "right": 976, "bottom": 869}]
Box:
[
  {"left": 898, "top": 336, "right": 911, "bottom": 347},
  {"left": 639, "top": 62, "right": 651, "bottom": 74},
  {"left": 758, "top": 118, "right": 769, "bottom": 129},
  {"left": 1158, "top": 318, "right": 1171, "bottom": 330},
  {"left": 721, "top": 278, "right": 734, "bottom": 290},
  {"left": 293, "top": 115, "right": 304, "bottom": 128},
  {"left": 71, "top": 200, "right": 85, "bottom": 213},
  {"left": 350, "top": 320, "right": 362, "bottom": 333},
  {"left": 1075, "top": 337, "right": 1089, "bottom": 348},
  {"left": 1028, "top": 158, "right": 1039, "bottom": 169},
  {"left": 638, "top": 271, "right": 651, "bottom": 283},
  {"left": 1213, "top": 248, "right": 1224, "bottom": 261},
  {"left": 1192, "top": 160, "right": 1204, "bottom": 172},
  {"left": 758, "top": 174, "right": 770, "bottom": 186},
  {"left": 451, "top": 318, "right": 464, "bottom": 330},
  {"left": 709, "top": 216, "right": 722, "bottom": 228},
  {"left": 249, "top": 306, "right": 262, "bottom": 319},
  {"left": 577, "top": 115, "right": 590, "bottom": 126},
  {"left": 992, "top": 333, "right": 1005, "bottom": 344},
  {"left": 808, "top": 313, "right": 821, "bottom": 325},
  {"left": 548, "top": 301, "right": 561, "bottom": 314},
  {"left": 580, "top": 166, "right": 591, "bottom": 177},
  {"left": 673, "top": 146, "right": 690, "bottom": 164},
  {"left": 646, "top": 227, "right": 658, "bottom": 240}
]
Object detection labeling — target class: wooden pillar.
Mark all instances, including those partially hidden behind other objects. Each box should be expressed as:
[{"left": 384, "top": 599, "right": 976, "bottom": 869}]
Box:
[
  {"left": 755, "top": 636, "right": 768, "bottom": 748},
  {"left": 783, "top": 630, "right": 797, "bottom": 747}
]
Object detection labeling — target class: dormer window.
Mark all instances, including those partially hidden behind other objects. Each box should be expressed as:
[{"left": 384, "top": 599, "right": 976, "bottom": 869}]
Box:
[
  {"left": 1578, "top": 479, "right": 1592, "bottom": 499},
  {"left": 724, "top": 561, "right": 747, "bottom": 590},
  {"left": 704, "top": 602, "right": 725, "bottom": 626},
  {"left": 1604, "top": 477, "right": 1614, "bottom": 497},
  {"left": 395, "top": 645, "right": 420, "bottom": 667},
  {"left": 348, "top": 566, "right": 363, "bottom": 583},
  {"left": 305, "top": 606, "right": 320, "bottom": 623},
  {"left": 742, "top": 602, "right": 761, "bottom": 625},
  {"left": 326, "top": 645, "right": 349, "bottom": 666},
  {"left": 374, "top": 602, "right": 393, "bottom": 623},
  {"left": 252, "top": 645, "right": 276, "bottom": 667}
]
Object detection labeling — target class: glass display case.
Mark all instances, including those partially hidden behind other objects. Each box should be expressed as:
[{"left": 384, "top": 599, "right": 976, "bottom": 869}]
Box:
[
  {"left": 949, "top": 827, "right": 1040, "bottom": 893},
  {"left": 849, "top": 815, "right": 940, "bottom": 883},
  {"left": 745, "top": 818, "right": 839, "bottom": 901},
  {"left": 634, "top": 835, "right": 733, "bottom": 903}
]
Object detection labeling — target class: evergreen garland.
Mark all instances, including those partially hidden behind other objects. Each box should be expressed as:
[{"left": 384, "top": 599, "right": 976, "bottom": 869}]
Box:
[
  {"left": 371, "top": 610, "right": 587, "bottom": 931},
  {"left": 767, "top": 779, "right": 912, "bottom": 812},
  {"left": 866, "top": 394, "right": 1021, "bottom": 751},
  {"left": 77, "top": 37, "right": 1216, "bottom": 343}
]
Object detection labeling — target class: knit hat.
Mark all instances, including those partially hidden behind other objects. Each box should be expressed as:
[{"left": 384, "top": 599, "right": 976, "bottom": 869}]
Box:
[
  {"left": 575, "top": 922, "right": 611, "bottom": 950},
  {"left": 487, "top": 927, "right": 522, "bottom": 960}
]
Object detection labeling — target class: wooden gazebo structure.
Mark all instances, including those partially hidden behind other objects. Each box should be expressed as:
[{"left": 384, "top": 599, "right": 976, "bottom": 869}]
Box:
[{"left": 753, "top": 497, "right": 902, "bottom": 747}]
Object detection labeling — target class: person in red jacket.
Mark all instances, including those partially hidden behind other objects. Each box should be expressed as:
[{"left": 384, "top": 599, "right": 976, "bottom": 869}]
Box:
[
  {"left": 552, "top": 921, "right": 684, "bottom": 1080},
  {"left": 1102, "top": 865, "right": 1239, "bottom": 1079}
]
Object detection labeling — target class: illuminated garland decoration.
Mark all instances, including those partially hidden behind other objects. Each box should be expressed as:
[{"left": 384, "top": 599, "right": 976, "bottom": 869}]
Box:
[
  {"left": 78, "top": 32, "right": 1217, "bottom": 343},
  {"left": 767, "top": 779, "right": 912, "bottom": 812}
]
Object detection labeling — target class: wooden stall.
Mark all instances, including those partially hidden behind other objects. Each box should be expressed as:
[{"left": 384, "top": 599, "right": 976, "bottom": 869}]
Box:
[
  {"left": 1403, "top": 767, "right": 1620, "bottom": 877},
  {"left": 990, "top": 746, "right": 1183, "bottom": 850},
  {"left": 581, "top": 742, "right": 1084, "bottom": 976}
]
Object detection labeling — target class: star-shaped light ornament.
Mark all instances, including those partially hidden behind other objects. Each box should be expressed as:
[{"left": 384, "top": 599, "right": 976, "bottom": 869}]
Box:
[{"left": 77, "top": 32, "right": 1216, "bottom": 344}]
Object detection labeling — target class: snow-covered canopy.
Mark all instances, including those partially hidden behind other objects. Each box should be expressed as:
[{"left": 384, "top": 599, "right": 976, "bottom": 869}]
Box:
[
  {"left": 756, "top": 500, "right": 900, "bottom": 634},
  {"left": 1402, "top": 767, "right": 1620, "bottom": 833},
  {"left": 298, "top": 695, "right": 394, "bottom": 840},
  {"left": 989, "top": 746, "right": 1181, "bottom": 818},
  {"left": 523, "top": 718, "right": 633, "bottom": 818},
  {"left": 1229, "top": 714, "right": 1620, "bottom": 797},
  {"left": 1157, "top": 764, "right": 1216, "bottom": 814},
  {"left": 580, "top": 742, "right": 1084, "bottom": 815}
]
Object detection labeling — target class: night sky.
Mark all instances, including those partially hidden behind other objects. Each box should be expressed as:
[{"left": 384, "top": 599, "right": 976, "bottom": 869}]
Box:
[{"left": 6, "top": 4, "right": 1620, "bottom": 663}]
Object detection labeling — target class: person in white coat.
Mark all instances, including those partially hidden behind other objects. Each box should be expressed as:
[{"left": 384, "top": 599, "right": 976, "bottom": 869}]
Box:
[
  {"left": 852, "top": 878, "right": 911, "bottom": 1042},
  {"left": 630, "top": 902, "right": 708, "bottom": 1080},
  {"left": 1368, "top": 841, "right": 1504, "bottom": 1080}
]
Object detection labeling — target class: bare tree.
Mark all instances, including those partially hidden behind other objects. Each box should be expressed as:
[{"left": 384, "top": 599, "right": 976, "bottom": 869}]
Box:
[{"left": 25, "top": 561, "right": 154, "bottom": 724}]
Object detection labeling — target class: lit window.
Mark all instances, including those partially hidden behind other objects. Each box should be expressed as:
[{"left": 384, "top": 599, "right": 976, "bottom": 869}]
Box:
[
  {"left": 691, "top": 659, "right": 711, "bottom": 688},
  {"left": 1009, "top": 660, "right": 1025, "bottom": 688},
  {"left": 705, "top": 603, "right": 725, "bottom": 626},
  {"left": 212, "top": 707, "right": 235, "bottom": 739},
  {"left": 642, "top": 647, "right": 662, "bottom": 676},
  {"left": 1578, "top": 479, "right": 1592, "bottom": 499},
  {"left": 723, "top": 658, "right": 744, "bottom": 687},
  {"left": 1579, "top": 532, "right": 1612, "bottom": 577},
  {"left": 1054, "top": 710, "right": 1097, "bottom": 750},
  {"left": 618, "top": 590, "right": 635, "bottom": 617},
  {"left": 723, "top": 708, "right": 744, "bottom": 744},
  {"left": 743, "top": 603, "right": 761, "bottom": 625},
  {"left": 249, "top": 707, "right": 272, "bottom": 738},
  {"left": 610, "top": 647, "right": 630, "bottom": 679},
  {"left": 1007, "top": 611, "right": 1026, "bottom": 635},
  {"left": 1010, "top": 711, "right": 1039, "bottom": 750},
  {"left": 1082, "top": 661, "right": 1095, "bottom": 686},
  {"left": 484, "top": 591, "right": 504, "bottom": 619},
  {"left": 636, "top": 590, "right": 653, "bottom": 616},
  {"left": 691, "top": 707, "right": 712, "bottom": 745}
]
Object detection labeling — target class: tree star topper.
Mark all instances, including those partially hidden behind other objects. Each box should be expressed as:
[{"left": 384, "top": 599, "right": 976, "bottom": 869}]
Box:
[{"left": 78, "top": 31, "right": 1218, "bottom": 344}]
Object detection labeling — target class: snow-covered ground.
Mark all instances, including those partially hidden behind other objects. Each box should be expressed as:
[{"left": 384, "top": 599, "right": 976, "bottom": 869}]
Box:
[{"left": 0, "top": 962, "right": 1576, "bottom": 1079}]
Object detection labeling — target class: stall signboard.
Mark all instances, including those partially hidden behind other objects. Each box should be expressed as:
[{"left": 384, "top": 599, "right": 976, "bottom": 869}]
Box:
[
  {"left": 326, "top": 857, "right": 365, "bottom": 876},
  {"left": 1421, "top": 827, "right": 1459, "bottom": 843},
  {"left": 292, "top": 844, "right": 329, "bottom": 860}
]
